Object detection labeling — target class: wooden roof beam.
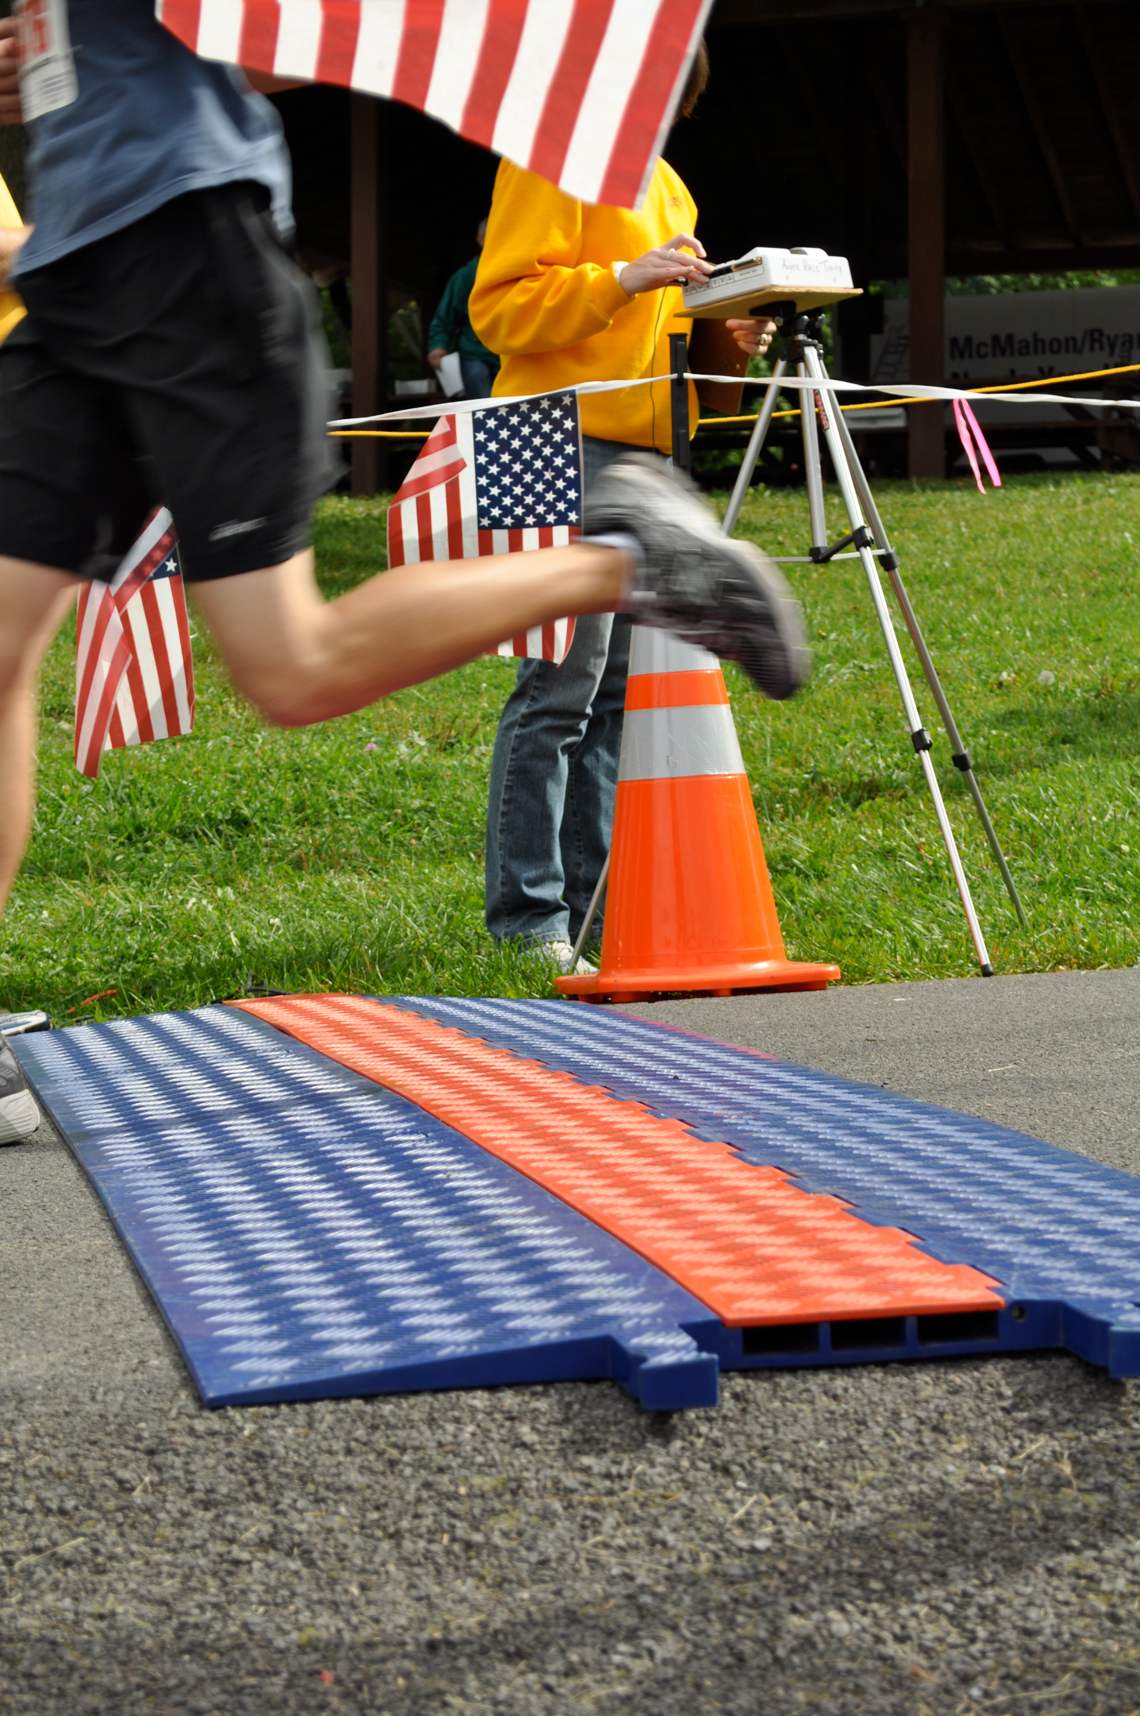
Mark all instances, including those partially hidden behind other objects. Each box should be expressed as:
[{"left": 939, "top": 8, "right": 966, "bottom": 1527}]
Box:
[
  {"left": 776, "top": 30, "right": 853, "bottom": 177},
  {"left": 944, "top": 77, "right": 1012, "bottom": 252},
  {"left": 1076, "top": 2, "right": 1140, "bottom": 232},
  {"left": 997, "top": 12, "right": 1083, "bottom": 245},
  {"left": 861, "top": 41, "right": 907, "bottom": 172},
  {"left": 907, "top": 6, "right": 946, "bottom": 478},
  {"left": 876, "top": 239, "right": 1140, "bottom": 274}
]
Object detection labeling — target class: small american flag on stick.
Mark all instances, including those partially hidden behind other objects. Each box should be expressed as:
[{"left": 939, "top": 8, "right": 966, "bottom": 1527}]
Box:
[
  {"left": 155, "top": 0, "right": 713, "bottom": 210},
  {"left": 386, "top": 392, "right": 582, "bottom": 664},
  {"left": 74, "top": 508, "right": 195, "bottom": 778}
]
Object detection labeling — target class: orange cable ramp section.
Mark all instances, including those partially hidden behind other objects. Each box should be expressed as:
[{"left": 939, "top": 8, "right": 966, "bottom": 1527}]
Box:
[{"left": 233, "top": 995, "right": 1003, "bottom": 1329}]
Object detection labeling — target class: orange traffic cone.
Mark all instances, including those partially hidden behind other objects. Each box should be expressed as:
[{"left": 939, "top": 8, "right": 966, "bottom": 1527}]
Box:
[{"left": 557, "top": 628, "right": 840, "bottom": 1002}]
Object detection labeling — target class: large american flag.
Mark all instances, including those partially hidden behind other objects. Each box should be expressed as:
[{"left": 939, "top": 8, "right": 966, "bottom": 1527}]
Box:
[
  {"left": 155, "top": 0, "right": 713, "bottom": 209},
  {"left": 387, "top": 392, "right": 582, "bottom": 664},
  {"left": 74, "top": 509, "right": 195, "bottom": 778}
]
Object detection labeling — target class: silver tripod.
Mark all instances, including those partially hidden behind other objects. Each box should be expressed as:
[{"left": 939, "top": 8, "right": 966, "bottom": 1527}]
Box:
[
  {"left": 567, "top": 309, "right": 1024, "bottom": 977},
  {"left": 721, "top": 304, "right": 1025, "bottom": 975}
]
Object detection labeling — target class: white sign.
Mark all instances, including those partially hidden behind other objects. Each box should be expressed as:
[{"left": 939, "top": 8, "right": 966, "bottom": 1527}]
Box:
[
  {"left": 869, "top": 285, "right": 1140, "bottom": 431},
  {"left": 871, "top": 286, "right": 1140, "bottom": 386}
]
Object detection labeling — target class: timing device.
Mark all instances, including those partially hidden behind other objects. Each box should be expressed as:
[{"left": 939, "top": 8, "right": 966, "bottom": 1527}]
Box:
[{"left": 683, "top": 246, "right": 862, "bottom": 317}]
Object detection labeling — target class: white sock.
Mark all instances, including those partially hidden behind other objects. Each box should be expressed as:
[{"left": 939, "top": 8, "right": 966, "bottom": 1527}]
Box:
[{"left": 582, "top": 530, "right": 645, "bottom": 582}]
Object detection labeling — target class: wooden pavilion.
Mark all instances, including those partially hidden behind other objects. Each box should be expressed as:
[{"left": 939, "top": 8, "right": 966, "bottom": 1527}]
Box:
[
  {"left": 3, "top": 0, "right": 1136, "bottom": 488},
  {"left": 305, "top": 0, "right": 1137, "bottom": 490}
]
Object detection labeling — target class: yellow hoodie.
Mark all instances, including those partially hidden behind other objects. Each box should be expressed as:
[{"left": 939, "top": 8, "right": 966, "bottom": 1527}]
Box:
[
  {"left": 469, "top": 158, "right": 697, "bottom": 452},
  {"left": 0, "top": 173, "right": 27, "bottom": 345}
]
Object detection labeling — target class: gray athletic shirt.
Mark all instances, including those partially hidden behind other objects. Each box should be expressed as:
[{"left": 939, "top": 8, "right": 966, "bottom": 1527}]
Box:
[{"left": 14, "top": 0, "right": 292, "bottom": 275}]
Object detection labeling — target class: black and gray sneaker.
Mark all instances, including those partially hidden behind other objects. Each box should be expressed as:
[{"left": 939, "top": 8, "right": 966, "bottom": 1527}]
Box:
[
  {"left": 585, "top": 453, "right": 810, "bottom": 700},
  {"left": 0, "top": 1037, "right": 41, "bottom": 1145}
]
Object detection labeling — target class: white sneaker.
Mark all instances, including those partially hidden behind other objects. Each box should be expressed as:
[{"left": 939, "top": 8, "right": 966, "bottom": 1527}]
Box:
[
  {"left": 0, "top": 1039, "right": 42, "bottom": 1145},
  {"left": 531, "top": 939, "right": 597, "bottom": 977},
  {"left": 0, "top": 1010, "right": 51, "bottom": 1038}
]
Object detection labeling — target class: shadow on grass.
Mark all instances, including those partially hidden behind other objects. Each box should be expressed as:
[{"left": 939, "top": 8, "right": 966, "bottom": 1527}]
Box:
[
  {"left": 786, "top": 688, "right": 1140, "bottom": 793},
  {"left": 787, "top": 772, "right": 913, "bottom": 811},
  {"left": 9, "top": 929, "right": 567, "bottom": 1026},
  {"left": 984, "top": 688, "right": 1140, "bottom": 767}
]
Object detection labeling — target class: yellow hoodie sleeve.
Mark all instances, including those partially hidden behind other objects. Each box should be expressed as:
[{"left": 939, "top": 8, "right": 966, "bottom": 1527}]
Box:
[
  {"left": 0, "top": 173, "right": 27, "bottom": 346},
  {"left": 470, "top": 161, "right": 632, "bottom": 358}
]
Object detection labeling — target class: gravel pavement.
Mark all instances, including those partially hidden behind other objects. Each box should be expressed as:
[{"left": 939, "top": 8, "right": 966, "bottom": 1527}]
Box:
[{"left": 2, "top": 969, "right": 1138, "bottom": 1716}]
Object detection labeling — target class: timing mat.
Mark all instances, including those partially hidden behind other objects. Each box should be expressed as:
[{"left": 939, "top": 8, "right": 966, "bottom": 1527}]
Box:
[{"left": 13, "top": 995, "right": 1140, "bottom": 1412}]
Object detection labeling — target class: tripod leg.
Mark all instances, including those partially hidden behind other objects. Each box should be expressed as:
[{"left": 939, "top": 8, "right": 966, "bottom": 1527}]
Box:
[
  {"left": 568, "top": 853, "right": 608, "bottom": 972},
  {"left": 721, "top": 358, "right": 788, "bottom": 536},
  {"left": 576, "top": 358, "right": 794, "bottom": 974},
  {"left": 798, "top": 363, "right": 830, "bottom": 552},
  {"left": 832, "top": 405, "right": 1026, "bottom": 924},
  {"left": 576, "top": 351, "right": 812, "bottom": 973},
  {"left": 800, "top": 344, "right": 995, "bottom": 975}
]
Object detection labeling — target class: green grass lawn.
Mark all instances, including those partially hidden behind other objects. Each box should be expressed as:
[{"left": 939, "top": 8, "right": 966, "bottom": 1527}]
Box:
[{"left": 3, "top": 470, "right": 1137, "bottom": 1022}]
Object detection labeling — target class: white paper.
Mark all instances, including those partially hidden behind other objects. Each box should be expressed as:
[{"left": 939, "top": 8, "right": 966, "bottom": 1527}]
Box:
[{"left": 437, "top": 352, "right": 465, "bottom": 398}]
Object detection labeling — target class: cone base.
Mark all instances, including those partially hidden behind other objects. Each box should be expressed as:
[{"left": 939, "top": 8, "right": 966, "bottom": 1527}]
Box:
[{"left": 556, "top": 958, "right": 841, "bottom": 1003}]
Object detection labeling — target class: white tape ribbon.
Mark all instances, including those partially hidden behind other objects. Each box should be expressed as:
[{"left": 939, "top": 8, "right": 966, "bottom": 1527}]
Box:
[{"left": 329, "top": 370, "right": 1140, "bottom": 429}]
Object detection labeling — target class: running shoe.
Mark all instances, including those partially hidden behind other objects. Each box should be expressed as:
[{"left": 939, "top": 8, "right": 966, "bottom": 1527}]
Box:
[
  {"left": 0, "top": 1009, "right": 51, "bottom": 1037},
  {"left": 0, "top": 1038, "right": 42, "bottom": 1145},
  {"left": 585, "top": 453, "right": 810, "bottom": 700}
]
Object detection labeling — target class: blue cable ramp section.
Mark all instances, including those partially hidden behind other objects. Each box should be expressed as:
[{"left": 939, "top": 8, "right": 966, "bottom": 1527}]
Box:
[
  {"left": 13, "top": 1006, "right": 719, "bottom": 1411},
  {"left": 387, "top": 997, "right": 1140, "bottom": 1378}
]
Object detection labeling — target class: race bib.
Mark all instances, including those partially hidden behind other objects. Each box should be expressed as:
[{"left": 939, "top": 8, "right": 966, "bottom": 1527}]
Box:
[{"left": 15, "top": 0, "right": 78, "bottom": 122}]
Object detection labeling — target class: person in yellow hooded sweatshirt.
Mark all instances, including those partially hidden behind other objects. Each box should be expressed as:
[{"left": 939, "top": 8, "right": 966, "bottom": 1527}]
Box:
[
  {"left": 0, "top": 171, "right": 29, "bottom": 343},
  {"left": 470, "top": 43, "right": 774, "bottom": 970}
]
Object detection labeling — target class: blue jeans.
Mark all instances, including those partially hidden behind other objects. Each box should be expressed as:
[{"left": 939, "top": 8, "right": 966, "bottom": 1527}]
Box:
[
  {"left": 485, "top": 436, "right": 637, "bottom": 945},
  {"left": 460, "top": 354, "right": 498, "bottom": 400}
]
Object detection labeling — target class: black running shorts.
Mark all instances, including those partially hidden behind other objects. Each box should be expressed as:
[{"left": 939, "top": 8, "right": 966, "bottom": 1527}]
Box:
[{"left": 0, "top": 184, "right": 339, "bottom": 583}]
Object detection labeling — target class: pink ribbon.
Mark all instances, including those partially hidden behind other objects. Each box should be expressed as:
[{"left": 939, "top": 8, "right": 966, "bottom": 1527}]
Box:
[{"left": 953, "top": 397, "right": 1002, "bottom": 494}]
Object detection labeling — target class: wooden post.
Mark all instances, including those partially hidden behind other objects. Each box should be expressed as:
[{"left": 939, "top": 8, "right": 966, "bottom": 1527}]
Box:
[
  {"left": 350, "top": 94, "right": 386, "bottom": 496},
  {"left": 907, "top": 7, "right": 946, "bottom": 480},
  {"left": 669, "top": 333, "right": 691, "bottom": 473}
]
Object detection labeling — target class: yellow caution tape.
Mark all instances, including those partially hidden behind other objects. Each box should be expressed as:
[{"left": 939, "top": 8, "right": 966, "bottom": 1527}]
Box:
[{"left": 701, "top": 362, "right": 1140, "bottom": 429}]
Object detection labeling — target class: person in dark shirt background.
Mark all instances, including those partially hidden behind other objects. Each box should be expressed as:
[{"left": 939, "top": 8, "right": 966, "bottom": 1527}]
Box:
[{"left": 427, "top": 220, "right": 499, "bottom": 400}]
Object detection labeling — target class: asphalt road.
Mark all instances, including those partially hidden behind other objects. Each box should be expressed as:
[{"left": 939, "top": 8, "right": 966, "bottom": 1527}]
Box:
[{"left": 2, "top": 968, "right": 1138, "bottom": 1716}]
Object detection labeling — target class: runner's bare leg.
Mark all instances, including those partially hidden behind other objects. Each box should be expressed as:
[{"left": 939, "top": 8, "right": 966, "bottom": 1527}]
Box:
[
  {"left": 0, "top": 542, "right": 629, "bottom": 908},
  {"left": 0, "top": 563, "right": 77, "bottom": 909},
  {"left": 192, "top": 544, "right": 631, "bottom": 727}
]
